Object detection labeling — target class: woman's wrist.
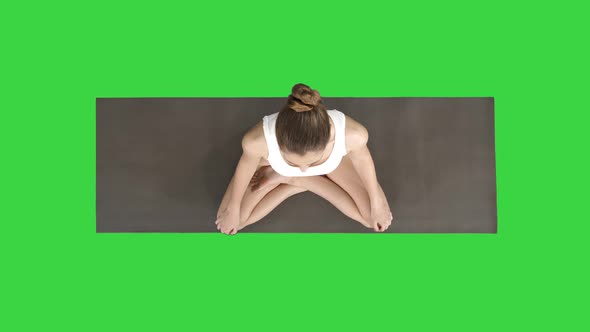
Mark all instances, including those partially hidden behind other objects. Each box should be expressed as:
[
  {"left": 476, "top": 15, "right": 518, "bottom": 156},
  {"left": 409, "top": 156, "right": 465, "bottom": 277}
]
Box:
[
  {"left": 369, "top": 185, "right": 387, "bottom": 207},
  {"left": 370, "top": 196, "right": 386, "bottom": 208}
]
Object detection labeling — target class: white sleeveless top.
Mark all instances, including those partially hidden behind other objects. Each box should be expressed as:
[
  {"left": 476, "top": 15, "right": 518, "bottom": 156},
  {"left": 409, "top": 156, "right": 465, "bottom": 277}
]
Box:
[{"left": 262, "top": 109, "right": 347, "bottom": 177}]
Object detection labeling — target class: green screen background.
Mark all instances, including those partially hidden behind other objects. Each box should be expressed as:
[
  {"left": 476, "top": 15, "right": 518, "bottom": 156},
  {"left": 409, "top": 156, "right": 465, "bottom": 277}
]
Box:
[{"left": 2, "top": 0, "right": 588, "bottom": 330}]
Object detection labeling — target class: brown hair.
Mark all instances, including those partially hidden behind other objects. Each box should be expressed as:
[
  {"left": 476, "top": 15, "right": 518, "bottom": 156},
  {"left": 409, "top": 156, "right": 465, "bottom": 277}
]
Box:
[{"left": 276, "top": 83, "right": 330, "bottom": 156}]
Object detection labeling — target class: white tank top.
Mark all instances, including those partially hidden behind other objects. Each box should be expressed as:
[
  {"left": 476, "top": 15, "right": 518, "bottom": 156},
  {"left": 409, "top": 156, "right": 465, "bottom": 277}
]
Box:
[{"left": 262, "top": 109, "right": 347, "bottom": 177}]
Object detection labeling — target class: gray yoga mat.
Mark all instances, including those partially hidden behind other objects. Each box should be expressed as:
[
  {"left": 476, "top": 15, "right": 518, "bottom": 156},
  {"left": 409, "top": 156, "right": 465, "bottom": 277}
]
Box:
[{"left": 96, "top": 97, "right": 496, "bottom": 233}]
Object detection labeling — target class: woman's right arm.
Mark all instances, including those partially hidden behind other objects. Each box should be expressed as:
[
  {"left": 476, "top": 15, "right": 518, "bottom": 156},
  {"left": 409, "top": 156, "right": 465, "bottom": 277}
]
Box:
[{"left": 225, "top": 131, "right": 263, "bottom": 212}]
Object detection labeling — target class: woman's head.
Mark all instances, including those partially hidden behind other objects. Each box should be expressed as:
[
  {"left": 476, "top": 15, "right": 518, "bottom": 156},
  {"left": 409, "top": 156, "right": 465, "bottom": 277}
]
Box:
[{"left": 276, "top": 83, "right": 331, "bottom": 170}]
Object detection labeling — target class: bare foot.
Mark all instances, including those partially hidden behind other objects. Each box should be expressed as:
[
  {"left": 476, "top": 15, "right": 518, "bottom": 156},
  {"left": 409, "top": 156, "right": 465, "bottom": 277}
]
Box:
[{"left": 250, "top": 166, "right": 289, "bottom": 192}]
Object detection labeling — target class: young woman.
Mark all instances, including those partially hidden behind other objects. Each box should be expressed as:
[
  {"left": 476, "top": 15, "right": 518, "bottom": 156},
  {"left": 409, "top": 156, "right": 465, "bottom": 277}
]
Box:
[{"left": 215, "top": 83, "right": 393, "bottom": 235}]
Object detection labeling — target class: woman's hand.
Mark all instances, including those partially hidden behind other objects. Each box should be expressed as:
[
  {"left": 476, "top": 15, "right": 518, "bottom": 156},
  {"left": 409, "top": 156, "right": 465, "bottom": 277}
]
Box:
[
  {"left": 215, "top": 206, "right": 241, "bottom": 235},
  {"left": 369, "top": 198, "right": 393, "bottom": 232}
]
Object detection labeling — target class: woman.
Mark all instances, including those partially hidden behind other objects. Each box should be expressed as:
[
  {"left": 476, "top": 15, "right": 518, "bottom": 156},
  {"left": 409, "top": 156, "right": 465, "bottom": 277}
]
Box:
[{"left": 215, "top": 83, "right": 393, "bottom": 235}]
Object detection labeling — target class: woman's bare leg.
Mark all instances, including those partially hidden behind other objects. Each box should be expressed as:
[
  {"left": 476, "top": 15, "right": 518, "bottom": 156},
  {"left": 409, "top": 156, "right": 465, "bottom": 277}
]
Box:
[
  {"left": 238, "top": 184, "right": 307, "bottom": 230},
  {"left": 217, "top": 163, "right": 276, "bottom": 218},
  {"left": 217, "top": 166, "right": 274, "bottom": 218},
  {"left": 239, "top": 174, "right": 371, "bottom": 230},
  {"left": 219, "top": 166, "right": 370, "bottom": 231},
  {"left": 288, "top": 175, "right": 371, "bottom": 228}
]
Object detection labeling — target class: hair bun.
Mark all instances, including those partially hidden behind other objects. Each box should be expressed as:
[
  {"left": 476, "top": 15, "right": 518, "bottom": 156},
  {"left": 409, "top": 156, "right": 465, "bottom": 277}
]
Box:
[{"left": 288, "top": 83, "right": 322, "bottom": 112}]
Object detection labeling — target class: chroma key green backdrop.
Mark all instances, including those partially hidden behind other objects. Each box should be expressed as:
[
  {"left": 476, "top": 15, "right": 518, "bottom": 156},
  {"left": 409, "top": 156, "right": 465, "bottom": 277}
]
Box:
[{"left": 1, "top": 0, "right": 588, "bottom": 331}]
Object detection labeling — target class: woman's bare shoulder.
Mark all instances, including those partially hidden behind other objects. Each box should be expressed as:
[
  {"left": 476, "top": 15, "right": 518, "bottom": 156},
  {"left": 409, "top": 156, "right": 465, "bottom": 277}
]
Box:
[
  {"left": 343, "top": 114, "right": 369, "bottom": 155},
  {"left": 242, "top": 120, "right": 269, "bottom": 159}
]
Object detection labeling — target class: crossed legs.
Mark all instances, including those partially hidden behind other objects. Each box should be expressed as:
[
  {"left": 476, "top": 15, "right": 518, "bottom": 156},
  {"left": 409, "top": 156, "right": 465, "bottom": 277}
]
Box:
[{"left": 217, "top": 158, "right": 372, "bottom": 231}]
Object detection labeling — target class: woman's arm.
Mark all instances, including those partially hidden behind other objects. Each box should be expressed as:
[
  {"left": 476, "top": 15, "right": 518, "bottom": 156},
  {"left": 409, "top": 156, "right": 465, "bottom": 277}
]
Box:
[
  {"left": 347, "top": 125, "right": 387, "bottom": 205},
  {"left": 225, "top": 131, "right": 263, "bottom": 212},
  {"left": 347, "top": 126, "right": 392, "bottom": 231}
]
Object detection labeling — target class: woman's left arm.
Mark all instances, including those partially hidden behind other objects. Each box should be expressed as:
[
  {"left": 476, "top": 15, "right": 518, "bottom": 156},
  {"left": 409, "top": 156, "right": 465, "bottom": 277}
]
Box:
[{"left": 347, "top": 126, "right": 393, "bottom": 231}]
